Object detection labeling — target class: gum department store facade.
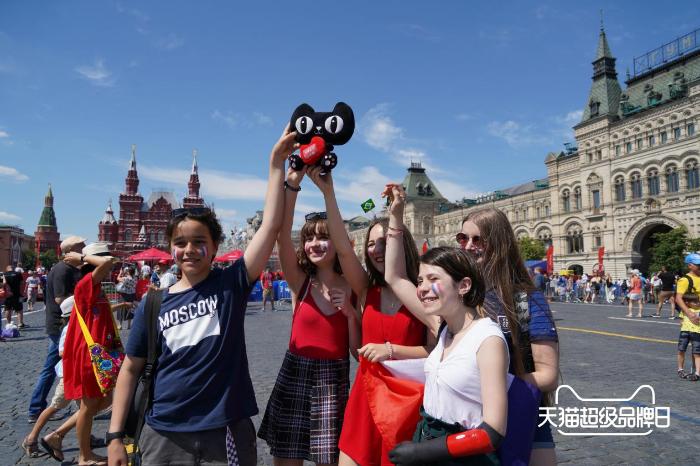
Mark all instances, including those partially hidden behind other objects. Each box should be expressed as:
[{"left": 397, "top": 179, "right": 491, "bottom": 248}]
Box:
[{"left": 347, "top": 27, "right": 700, "bottom": 279}]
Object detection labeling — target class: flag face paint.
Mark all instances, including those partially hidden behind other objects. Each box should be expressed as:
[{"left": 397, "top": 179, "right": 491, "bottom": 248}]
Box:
[
  {"left": 431, "top": 283, "right": 442, "bottom": 298},
  {"left": 318, "top": 241, "right": 329, "bottom": 252},
  {"left": 172, "top": 247, "right": 184, "bottom": 262},
  {"left": 199, "top": 245, "right": 208, "bottom": 260}
]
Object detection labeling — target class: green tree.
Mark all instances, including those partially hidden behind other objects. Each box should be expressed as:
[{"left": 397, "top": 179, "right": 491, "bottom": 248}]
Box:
[
  {"left": 517, "top": 237, "right": 546, "bottom": 261},
  {"left": 39, "top": 250, "right": 59, "bottom": 269},
  {"left": 649, "top": 227, "right": 699, "bottom": 274},
  {"left": 21, "top": 249, "right": 37, "bottom": 270}
]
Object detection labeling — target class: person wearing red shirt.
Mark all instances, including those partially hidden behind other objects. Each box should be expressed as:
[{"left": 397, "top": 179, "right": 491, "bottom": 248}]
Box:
[{"left": 260, "top": 266, "right": 275, "bottom": 311}]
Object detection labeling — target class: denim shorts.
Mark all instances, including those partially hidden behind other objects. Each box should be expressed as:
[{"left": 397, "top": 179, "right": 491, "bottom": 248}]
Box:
[{"left": 678, "top": 331, "right": 700, "bottom": 354}]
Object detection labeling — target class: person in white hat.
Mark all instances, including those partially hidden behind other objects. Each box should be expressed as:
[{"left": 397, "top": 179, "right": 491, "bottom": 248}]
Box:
[{"left": 23, "top": 296, "right": 87, "bottom": 461}]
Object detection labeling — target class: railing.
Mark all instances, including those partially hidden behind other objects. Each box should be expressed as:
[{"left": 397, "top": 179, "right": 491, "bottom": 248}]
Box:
[{"left": 632, "top": 28, "right": 700, "bottom": 77}]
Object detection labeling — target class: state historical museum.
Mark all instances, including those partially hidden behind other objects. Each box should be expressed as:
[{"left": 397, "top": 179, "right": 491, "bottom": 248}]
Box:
[{"left": 98, "top": 145, "right": 206, "bottom": 257}]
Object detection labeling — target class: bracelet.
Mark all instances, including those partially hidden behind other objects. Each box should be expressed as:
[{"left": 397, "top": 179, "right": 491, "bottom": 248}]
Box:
[
  {"left": 284, "top": 181, "right": 301, "bottom": 192},
  {"left": 387, "top": 226, "right": 403, "bottom": 232},
  {"left": 385, "top": 341, "right": 393, "bottom": 360}
]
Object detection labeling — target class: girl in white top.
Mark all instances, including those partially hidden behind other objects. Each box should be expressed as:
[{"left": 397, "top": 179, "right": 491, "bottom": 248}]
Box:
[{"left": 384, "top": 183, "right": 508, "bottom": 466}]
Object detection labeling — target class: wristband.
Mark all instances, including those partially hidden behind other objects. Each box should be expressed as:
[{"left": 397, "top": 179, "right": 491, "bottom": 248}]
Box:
[
  {"left": 284, "top": 181, "right": 301, "bottom": 192},
  {"left": 385, "top": 341, "right": 393, "bottom": 360}
]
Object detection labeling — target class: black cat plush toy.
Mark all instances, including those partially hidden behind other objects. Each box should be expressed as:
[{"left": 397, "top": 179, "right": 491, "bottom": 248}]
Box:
[{"left": 288, "top": 102, "right": 355, "bottom": 174}]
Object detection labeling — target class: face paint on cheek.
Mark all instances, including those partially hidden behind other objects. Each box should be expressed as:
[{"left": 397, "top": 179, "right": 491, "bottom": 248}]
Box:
[
  {"left": 199, "top": 245, "right": 208, "bottom": 260},
  {"left": 318, "top": 241, "right": 329, "bottom": 252},
  {"left": 171, "top": 247, "right": 184, "bottom": 262},
  {"left": 431, "top": 283, "right": 442, "bottom": 298}
]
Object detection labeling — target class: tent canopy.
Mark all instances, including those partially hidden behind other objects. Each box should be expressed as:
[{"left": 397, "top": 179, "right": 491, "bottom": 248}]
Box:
[
  {"left": 214, "top": 249, "right": 243, "bottom": 262},
  {"left": 128, "top": 247, "right": 172, "bottom": 262}
]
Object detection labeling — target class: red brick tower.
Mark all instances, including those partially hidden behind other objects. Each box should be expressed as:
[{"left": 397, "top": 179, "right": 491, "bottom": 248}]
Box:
[
  {"left": 182, "top": 149, "right": 204, "bottom": 209},
  {"left": 98, "top": 199, "right": 119, "bottom": 249},
  {"left": 34, "top": 184, "right": 60, "bottom": 255},
  {"left": 117, "top": 144, "right": 145, "bottom": 255}
]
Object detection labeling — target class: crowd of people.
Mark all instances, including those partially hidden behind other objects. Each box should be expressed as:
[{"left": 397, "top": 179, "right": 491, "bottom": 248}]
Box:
[{"left": 4, "top": 125, "right": 699, "bottom": 466}]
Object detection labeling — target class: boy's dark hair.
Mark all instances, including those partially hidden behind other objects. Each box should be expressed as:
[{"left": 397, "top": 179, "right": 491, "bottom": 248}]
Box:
[
  {"left": 166, "top": 209, "right": 223, "bottom": 246},
  {"left": 297, "top": 218, "right": 342, "bottom": 276},
  {"left": 420, "top": 246, "right": 485, "bottom": 309}
]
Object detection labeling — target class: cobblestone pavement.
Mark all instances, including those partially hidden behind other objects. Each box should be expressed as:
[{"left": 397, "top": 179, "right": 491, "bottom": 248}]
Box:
[{"left": 2, "top": 299, "right": 697, "bottom": 465}]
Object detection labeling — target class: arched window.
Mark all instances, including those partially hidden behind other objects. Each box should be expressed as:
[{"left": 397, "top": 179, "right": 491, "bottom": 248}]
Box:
[
  {"left": 523, "top": 206, "right": 528, "bottom": 221},
  {"left": 615, "top": 176, "right": 626, "bottom": 201},
  {"left": 422, "top": 217, "right": 431, "bottom": 235},
  {"left": 516, "top": 230, "right": 529, "bottom": 240},
  {"left": 592, "top": 227, "right": 602, "bottom": 248},
  {"left": 630, "top": 172, "right": 643, "bottom": 199},
  {"left": 566, "top": 224, "right": 584, "bottom": 254},
  {"left": 544, "top": 203, "right": 550, "bottom": 217},
  {"left": 647, "top": 169, "right": 660, "bottom": 196},
  {"left": 157, "top": 230, "right": 165, "bottom": 244},
  {"left": 536, "top": 205, "right": 541, "bottom": 219},
  {"left": 562, "top": 189, "right": 571, "bottom": 213},
  {"left": 574, "top": 187, "right": 582, "bottom": 210},
  {"left": 537, "top": 228, "right": 552, "bottom": 249},
  {"left": 666, "top": 165, "right": 679, "bottom": 193},
  {"left": 686, "top": 160, "right": 699, "bottom": 190},
  {"left": 124, "top": 229, "right": 132, "bottom": 242}
]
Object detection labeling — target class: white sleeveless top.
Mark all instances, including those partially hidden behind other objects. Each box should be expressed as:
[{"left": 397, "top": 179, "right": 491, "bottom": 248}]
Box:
[{"left": 423, "top": 317, "right": 511, "bottom": 429}]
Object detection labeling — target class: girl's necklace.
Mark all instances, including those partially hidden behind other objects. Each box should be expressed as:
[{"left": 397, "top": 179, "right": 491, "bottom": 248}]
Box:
[{"left": 446, "top": 315, "right": 476, "bottom": 340}]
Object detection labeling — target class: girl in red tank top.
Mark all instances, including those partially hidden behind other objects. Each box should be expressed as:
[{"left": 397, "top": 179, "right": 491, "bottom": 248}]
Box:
[
  {"left": 258, "top": 166, "right": 361, "bottom": 466},
  {"left": 301, "top": 173, "right": 439, "bottom": 466}
]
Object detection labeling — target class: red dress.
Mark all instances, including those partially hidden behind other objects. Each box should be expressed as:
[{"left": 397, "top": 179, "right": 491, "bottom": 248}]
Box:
[
  {"left": 63, "top": 273, "right": 120, "bottom": 399},
  {"left": 339, "top": 286, "right": 425, "bottom": 466}
]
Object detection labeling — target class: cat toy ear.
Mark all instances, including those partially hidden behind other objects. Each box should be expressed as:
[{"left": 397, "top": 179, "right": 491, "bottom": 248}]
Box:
[
  {"left": 290, "top": 103, "right": 315, "bottom": 144},
  {"left": 329, "top": 102, "right": 355, "bottom": 145}
]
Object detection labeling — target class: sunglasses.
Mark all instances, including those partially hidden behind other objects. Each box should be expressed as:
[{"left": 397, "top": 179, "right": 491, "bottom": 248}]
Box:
[
  {"left": 171, "top": 207, "right": 211, "bottom": 219},
  {"left": 305, "top": 212, "right": 328, "bottom": 222},
  {"left": 455, "top": 232, "right": 482, "bottom": 245}
]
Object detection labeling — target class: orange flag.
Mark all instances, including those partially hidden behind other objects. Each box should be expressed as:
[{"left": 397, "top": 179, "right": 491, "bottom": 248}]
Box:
[{"left": 361, "top": 357, "right": 424, "bottom": 453}]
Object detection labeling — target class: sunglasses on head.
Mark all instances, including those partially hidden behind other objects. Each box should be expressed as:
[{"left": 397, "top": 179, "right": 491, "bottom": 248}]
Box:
[
  {"left": 171, "top": 207, "right": 211, "bottom": 219},
  {"left": 455, "top": 232, "right": 482, "bottom": 245},
  {"left": 305, "top": 212, "right": 328, "bottom": 222}
]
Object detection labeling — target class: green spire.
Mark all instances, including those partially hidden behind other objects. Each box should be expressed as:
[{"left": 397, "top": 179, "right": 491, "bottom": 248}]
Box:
[
  {"left": 581, "top": 24, "right": 621, "bottom": 122},
  {"left": 38, "top": 183, "right": 57, "bottom": 227}
]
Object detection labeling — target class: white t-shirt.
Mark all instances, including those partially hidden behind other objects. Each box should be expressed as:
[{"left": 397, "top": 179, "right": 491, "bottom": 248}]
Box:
[
  {"left": 160, "top": 272, "right": 178, "bottom": 289},
  {"left": 423, "top": 317, "right": 511, "bottom": 429},
  {"left": 54, "top": 325, "right": 68, "bottom": 378}
]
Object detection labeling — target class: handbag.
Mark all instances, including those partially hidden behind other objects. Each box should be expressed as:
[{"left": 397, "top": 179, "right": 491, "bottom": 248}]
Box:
[
  {"left": 74, "top": 301, "right": 125, "bottom": 395},
  {"left": 125, "top": 289, "right": 163, "bottom": 442}
]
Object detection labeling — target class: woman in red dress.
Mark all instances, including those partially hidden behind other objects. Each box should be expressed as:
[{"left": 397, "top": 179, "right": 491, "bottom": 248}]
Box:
[
  {"left": 62, "top": 243, "right": 120, "bottom": 466},
  {"left": 306, "top": 172, "right": 438, "bottom": 466}
]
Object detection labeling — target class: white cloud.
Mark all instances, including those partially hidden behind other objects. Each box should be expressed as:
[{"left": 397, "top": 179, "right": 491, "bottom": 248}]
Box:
[
  {"left": 0, "top": 130, "right": 9, "bottom": 138},
  {"left": 0, "top": 165, "right": 28, "bottom": 181},
  {"left": 212, "top": 110, "right": 273, "bottom": 129},
  {"left": 0, "top": 211, "right": 21, "bottom": 222},
  {"left": 487, "top": 120, "right": 552, "bottom": 148},
  {"left": 155, "top": 33, "right": 184, "bottom": 50},
  {"left": 431, "top": 177, "right": 481, "bottom": 202},
  {"left": 334, "top": 166, "right": 390, "bottom": 204},
  {"left": 75, "top": 59, "right": 115, "bottom": 87},
  {"left": 362, "top": 105, "right": 403, "bottom": 151},
  {"left": 139, "top": 165, "right": 269, "bottom": 201}
]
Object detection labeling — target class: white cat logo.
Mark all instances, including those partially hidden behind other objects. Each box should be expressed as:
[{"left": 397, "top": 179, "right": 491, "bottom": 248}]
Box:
[{"left": 539, "top": 385, "right": 670, "bottom": 436}]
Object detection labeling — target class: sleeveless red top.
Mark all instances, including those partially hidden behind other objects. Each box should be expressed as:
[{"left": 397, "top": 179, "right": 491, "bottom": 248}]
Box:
[
  {"left": 288, "top": 279, "right": 349, "bottom": 360},
  {"left": 339, "top": 286, "right": 426, "bottom": 465}
]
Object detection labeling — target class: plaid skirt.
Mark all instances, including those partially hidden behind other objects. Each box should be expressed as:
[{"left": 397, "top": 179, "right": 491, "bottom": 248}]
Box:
[{"left": 258, "top": 350, "right": 350, "bottom": 463}]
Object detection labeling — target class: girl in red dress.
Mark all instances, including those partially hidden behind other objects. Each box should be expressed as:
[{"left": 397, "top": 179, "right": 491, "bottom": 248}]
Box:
[
  {"left": 62, "top": 243, "right": 120, "bottom": 466},
  {"left": 305, "top": 172, "right": 437, "bottom": 466}
]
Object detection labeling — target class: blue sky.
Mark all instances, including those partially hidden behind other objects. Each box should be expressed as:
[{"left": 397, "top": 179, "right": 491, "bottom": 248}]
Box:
[{"left": 1, "top": 1, "right": 698, "bottom": 243}]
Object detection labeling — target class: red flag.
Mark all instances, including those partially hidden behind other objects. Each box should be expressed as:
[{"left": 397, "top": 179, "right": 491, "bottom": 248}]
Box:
[
  {"left": 422, "top": 239, "right": 429, "bottom": 255},
  {"left": 597, "top": 247, "right": 605, "bottom": 272},
  {"left": 361, "top": 358, "right": 424, "bottom": 455},
  {"left": 546, "top": 245, "right": 554, "bottom": 275}
]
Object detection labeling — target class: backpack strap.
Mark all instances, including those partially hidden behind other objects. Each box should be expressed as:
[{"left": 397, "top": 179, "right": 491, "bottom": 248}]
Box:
[
  {"left": 683, "top": 275, "right": 696, "bottom": 294},
  {"left": 133, "top": 289, "right": 163, "bottom": 445}
]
